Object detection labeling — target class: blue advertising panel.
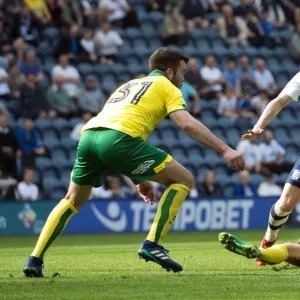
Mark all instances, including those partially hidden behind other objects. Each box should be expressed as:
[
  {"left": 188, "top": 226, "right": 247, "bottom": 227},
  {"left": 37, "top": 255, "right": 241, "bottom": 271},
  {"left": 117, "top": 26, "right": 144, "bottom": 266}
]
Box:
[{"left": 1, "top": 197, "right": 292, "bottom": 236}]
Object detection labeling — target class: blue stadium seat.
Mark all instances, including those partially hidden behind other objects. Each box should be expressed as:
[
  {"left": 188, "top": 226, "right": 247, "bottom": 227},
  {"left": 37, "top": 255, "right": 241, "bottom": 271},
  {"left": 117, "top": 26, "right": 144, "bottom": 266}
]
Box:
[
  {"left": 43, "top": 136, "right": 60, "bottom": 150},
  {"left": 147, "top": 134, "right": 161, "bottom": 147},
  {"left": 77, "top": 63, "right": 94, "bottom": 77},
  {"left": 149, "top": 11, "right": 165, "bottom": 23},
  {"left": 64, "top": 138, "right": 78, "bottom": 150},
  {"left": 43, "top": 27, "right": 60, "bottom": 47},
  {"left": 215, "top": 173, "right": 232, "bottom": 185},
  {"left": 70, "top": 117, "right": 82, "bottom": 127},
  {"left": 0, "top": 56, "right": 8, "bottom": 70},
  {"left": 35, "top": 119, "right": 54, "bottom": 132},
  {"left": 223, "top": 184, "right": 235, "bottom": 198},
  {"left": 51, "top": 146, "right": 68, "bottom": 161},
  {"left": 68, "top": 148, "right": 77, "bottom": 162},
  {"left": 250, "top": 174, "right": 264, "bottom": 187},
  {"left": 60, "top": 128, "right": 72, "bottom": 140},
  {"left": 124, "top": 28, "right": 143, "bottom": 39},
  {"left": 133, "top": 37, "right": 149, "bottom": 49},
  {"left": 50, "top": 189, "right": 66, "bottom": 200}
]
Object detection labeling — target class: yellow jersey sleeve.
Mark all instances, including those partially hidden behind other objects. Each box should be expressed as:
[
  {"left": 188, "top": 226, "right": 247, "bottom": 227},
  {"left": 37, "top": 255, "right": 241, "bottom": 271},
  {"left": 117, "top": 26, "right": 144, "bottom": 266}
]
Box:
[{"left": 164, "top": 80, "right": 188, "bottom": 115}]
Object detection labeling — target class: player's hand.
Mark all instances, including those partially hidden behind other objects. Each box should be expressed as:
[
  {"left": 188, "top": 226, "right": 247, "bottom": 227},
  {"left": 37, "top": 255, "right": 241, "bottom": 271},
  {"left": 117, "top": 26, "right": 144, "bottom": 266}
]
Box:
[
  {"left": 223, "top": 149, "right": 245, "bottom": 172},
  {"left": 241, "top": 127, "right": 264, "bottom": 140},
  {"left": 137, "top": 181, "right": 157, "bottom": 205}
]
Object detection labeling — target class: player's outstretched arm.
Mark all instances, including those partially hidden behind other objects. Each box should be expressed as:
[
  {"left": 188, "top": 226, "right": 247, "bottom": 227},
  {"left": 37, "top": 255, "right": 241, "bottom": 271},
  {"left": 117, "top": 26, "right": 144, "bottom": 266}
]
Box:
[
  {"left": 242, "top": 94, "right": 293, "bottom": 140},
  {"left": 170, "top": 110, "right": 245, "bottom": 171}
]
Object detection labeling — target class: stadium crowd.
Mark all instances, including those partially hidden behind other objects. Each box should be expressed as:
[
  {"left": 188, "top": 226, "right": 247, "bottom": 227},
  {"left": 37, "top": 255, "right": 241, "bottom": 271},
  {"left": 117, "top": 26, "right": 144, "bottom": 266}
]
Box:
[{"left": 0, "top": 0, "right": 299, "bottom": 200}]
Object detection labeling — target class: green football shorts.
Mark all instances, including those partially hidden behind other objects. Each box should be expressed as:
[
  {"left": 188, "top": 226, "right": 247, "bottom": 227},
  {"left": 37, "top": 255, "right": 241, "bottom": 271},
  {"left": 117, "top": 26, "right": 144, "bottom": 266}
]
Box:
[{"left": 72, "top": 128, "right": 173, "bottom": 187}]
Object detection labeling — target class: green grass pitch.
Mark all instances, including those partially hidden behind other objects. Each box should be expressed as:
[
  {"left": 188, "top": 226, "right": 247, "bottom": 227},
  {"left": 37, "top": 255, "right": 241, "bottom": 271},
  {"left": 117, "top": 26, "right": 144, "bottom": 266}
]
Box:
[{"left": 1, "top": 229, "right": 300, "bottom": 300}]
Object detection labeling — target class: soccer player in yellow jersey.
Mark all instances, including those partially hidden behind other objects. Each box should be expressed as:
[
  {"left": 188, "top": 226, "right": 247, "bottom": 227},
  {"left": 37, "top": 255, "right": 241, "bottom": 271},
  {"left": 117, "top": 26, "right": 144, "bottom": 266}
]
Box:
[
  {"left": 219, "top": 232, "right": 300, "bottom": 268},
  {"left": 24, "top": 48, "right": 245, "bottom": 276}
]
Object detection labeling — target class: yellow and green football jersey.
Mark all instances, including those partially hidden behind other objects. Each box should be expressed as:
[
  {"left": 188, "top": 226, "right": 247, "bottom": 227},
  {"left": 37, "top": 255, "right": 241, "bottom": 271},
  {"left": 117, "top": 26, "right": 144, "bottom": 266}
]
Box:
[{"left": 82, "top": 71, "right": 187, "bottom": 140}]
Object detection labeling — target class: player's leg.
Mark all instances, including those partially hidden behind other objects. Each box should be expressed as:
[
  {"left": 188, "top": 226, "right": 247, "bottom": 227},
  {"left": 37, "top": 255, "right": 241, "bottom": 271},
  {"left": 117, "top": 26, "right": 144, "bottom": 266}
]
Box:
[
  {"left": 137, "top": 159, "right": 194, "bottom": 272},
  {"left": 145, "top": 158, "right": 194, "bottom": 245},
  {"left": 219, "top": 232, "right": 290, "bottom": 265},
  {"left": 257, "top": 159, "right": 300, "bottom": 266},
  {"left": 23, "top": 130, "right": 104, "bottom": 277}
]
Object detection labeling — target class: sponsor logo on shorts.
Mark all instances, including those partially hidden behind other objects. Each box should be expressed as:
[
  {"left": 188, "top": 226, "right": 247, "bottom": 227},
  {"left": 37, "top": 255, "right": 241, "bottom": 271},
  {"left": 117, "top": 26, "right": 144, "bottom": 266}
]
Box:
[
  {"left": 132, "top": 160, "right": 155, "bottom": 174},
  {"left": 291, "top": 169, "right": 300, "bottom": 181}
]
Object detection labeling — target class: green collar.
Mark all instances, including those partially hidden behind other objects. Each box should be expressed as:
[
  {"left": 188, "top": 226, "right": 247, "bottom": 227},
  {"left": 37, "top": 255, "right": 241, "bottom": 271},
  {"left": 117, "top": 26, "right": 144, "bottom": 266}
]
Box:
[{"left": 148, "top": 71, "right": 167, "bottom": 78}]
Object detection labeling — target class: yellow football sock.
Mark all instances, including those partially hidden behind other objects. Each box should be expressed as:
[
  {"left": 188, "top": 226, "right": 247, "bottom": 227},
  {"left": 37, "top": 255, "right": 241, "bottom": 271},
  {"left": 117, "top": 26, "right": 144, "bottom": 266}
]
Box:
[
  {"left": 31, "top": 199, "right": 77, "bottom": 259},
  {"left": 146, "top": 183, "right": 190, "bottom": 245},
  {"left": 259, "top": 244, "right": 289, "bottom": 264}
]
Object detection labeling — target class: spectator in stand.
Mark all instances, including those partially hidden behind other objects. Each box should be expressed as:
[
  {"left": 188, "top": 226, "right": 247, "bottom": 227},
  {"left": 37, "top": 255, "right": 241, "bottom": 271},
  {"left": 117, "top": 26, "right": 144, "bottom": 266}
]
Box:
[
  {"left": 161, "top": 6, "right": 187, "bottom": 46},
  {"left": 223, "top": 58, "right": 241, "bottom": 96},
  {"left": 51, "top": 54, "right": 80, "bottom": 98},
  {"left": 98, "top": 0, "right": 140, "bottom": 29},
  {"left": 94, "top": 21, "right": 123, "bottom": 64},
  {"left": 245, "top": 8, "right": 265, "bottom": 48},
  {"left": 257, "top": 0, "right": 286, "bottom": 30},
  {"left": 200, "top": 55, "right": 225, "bottom": 99},
  {"left": 260, "top": 130, "right": 294, "bottom": 174},
  {"left": 185, "top": 58, "right": 206, "bottom": 94},
  {"left": 0, "top": 16, "right": 12, "bottom": 50},
  {"left": 55, "top": 24, "right": 82, "bottom": 61},
  {"left": 236, "top": 90, "right": 256, "bottom": 120},
  {"left": 0, "top": 109, "right": 19, "bottom": 179},
  {"left": 17, "top": 168, "right": 39, "bottom": 201},
  {"left": 70, "top": 111, "right": 92, "bottom": 141},
  {"left": 8, "top": 63, "right": 23, "bottom": 98},
  {"left": 148, "top": 0, "right": 169, "bottom": 12},
  {"left": 180, "top": 81, "right": 200, "bottom": 116},
  {"left": 289, "top": 21, "right": 300, "bottom": 64},
  {"left": 179, "top": 0, "right": 209, "bottom": 30},
  {"left": 19, "top": 48, "right": 44, "bottom": 83},
  {"left": 80, "top": 0, "right": 98, "bottom": 28},
  {"left": 236, "top": 136, "right": 261, "bottom": 173},
  {"left": 4, "top": 0, "right": 22, "bottom": 39},
  {"left": 80, "top": 29, "right": 97, "bottom": 63},
  {"left": 24, "top": 0, "right": 51, "bottom": 25},
  {"left": 253, "top": 58, "right": 278, "bottom": 98},
  {"left": 46, "top": 0, "right": 62, "bottom": 27},
  {"left": 59, "top": 0, "right": 83, "bottom": 27},
  {"left": 20, "top": 73, "right": 48, "bottom": 119},
  {"left": 216, "top": 4, "right": 249, "bottom": 47},
  {"left": 90, "top": 185, "right": 113, "bottom": 199},
  {"left": 217, "top": 85, "right": 239, "bottom": 120},
  {"left": 282, "top": 0, "right": 300, "bottom": 24},
  {"left": 258, "top": 8, "right": 281, "bottom": 48},
  {"left": 18, "top": 4, "right": 41, "bottom": 46},
  {"left": 198, "top": 170, "right": 221, "bottom": 197},
  {"left": 0, "top": 65, "right": 10, "bottom": 99},
  {"left": 78, "top": 76, "right": 106, "bottom": 114},
  {"left": 47, "top": 76, "right": 78, "bottom": 118},
  {"left": 251, "top": 90, "right": 269, "bottom": 115},
  {"left": 238, "top": 55, "right": 257, "bottom": 95},
  {"left": 257, "top": 172, "right": 282, "bottom": 197},
  {"left": 13, "top": 37, "right": 28, "bottom": 65},
  {"left": 16, "top": 117, "right": 48, "bottom": 168},
  {"left": 233, "top": 170, "right": 256, "bottom": 197}
]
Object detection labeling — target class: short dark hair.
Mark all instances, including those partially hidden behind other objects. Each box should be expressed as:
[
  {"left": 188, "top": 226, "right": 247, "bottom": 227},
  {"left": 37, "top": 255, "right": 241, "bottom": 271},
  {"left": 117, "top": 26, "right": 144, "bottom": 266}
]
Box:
[{"left": 149, "top": 47, "right": 189, "bottom": 73}]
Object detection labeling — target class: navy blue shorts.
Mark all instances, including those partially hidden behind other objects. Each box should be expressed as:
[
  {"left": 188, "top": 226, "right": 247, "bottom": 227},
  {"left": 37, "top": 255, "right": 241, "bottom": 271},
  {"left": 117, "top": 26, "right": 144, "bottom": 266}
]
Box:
[{"left": 286, "top": 156, "right": 300, "bottom": 188}]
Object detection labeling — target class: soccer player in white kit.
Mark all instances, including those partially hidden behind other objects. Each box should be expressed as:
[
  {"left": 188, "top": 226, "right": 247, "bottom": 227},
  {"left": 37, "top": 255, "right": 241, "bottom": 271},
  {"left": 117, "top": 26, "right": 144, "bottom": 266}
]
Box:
[{"left": 242, "top": 72, "right": 300, "bottom": 266}]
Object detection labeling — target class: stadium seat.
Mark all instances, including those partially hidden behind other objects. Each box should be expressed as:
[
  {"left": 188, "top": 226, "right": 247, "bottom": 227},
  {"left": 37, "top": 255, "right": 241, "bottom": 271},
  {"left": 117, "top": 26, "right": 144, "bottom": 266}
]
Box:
[
  {"left": 77, "top": 63, "right": 94, "bottom": 77},
  {"left": 147, "top": 134, "right": 161, "bottom": 147},
  {"left": 223, "top": 184, "right": 235, "bottom": 198},
  {"left": 35, "top": 119, "right": 54, "bottom": 132},
  {"left": 68, "top": 148, "right": 77, "bottom": 162},
  {"left": 0, "top": 56, "right": 8, "bottom": 70},
  {"left": 51, "top": 146, "right": 68, "bottom": 161},
  {"left": 43, "top": 136, "right": 61, "bottom": 150},
  {"left": 250, "top": 174, "right": 264, "bottom": 187},
  {"left": 50, "top": 189, "right": 66, "bottom": 200},
  {"left": 60, "top": 128, "right": 72, "bottom": 140},
  {"left": 70, "top": 117, "right": 82, "bottom": 127},
  {"left": 149, "top": 11, "right": 165, "bottom": 23},
  {"left": 64, "top": 138, "right": 78, "bottom": 150}
]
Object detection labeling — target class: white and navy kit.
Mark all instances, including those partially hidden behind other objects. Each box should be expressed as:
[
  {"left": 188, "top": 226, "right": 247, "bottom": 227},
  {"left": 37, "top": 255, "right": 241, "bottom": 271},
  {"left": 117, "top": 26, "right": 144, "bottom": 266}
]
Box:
[{"left": 281, "top": 72, "right": 300, "bottom": 188}]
